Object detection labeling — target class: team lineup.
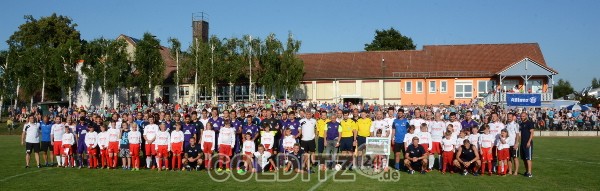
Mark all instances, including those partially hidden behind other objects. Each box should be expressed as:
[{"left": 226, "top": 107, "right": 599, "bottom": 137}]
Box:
[{"left": 20, "top": 105, "right": 535, "bottom": 178}]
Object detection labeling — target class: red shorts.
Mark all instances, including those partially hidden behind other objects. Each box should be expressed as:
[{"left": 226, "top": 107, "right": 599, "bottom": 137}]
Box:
[
  {"left": 431, "top": 142, "right": 441, "bottom": 154},
  {"left": 203, "top": 142, "right": 214, "bottom": 154},
  {"left": 130, "top": 144, "right": 140, "bottom": 156},
  {"left": 420, "top": 144, "right": 430, "bottom": 153},
  {"left": 108, "top": 142, "right": 119, "bottom": 153},
  {"left": 87, "top": 145, "right": 97, "bottom": 156},
  {"left": 53, "top": 141, "right": 63, "bottom": 155},
  {"left": 62, "top": 144, "right": 72, "bottom": 155},
  {"left": 171, "top": 142, "right": 183, "bottom": 154},
  {"left": 156, "top": 145, "right": 169, "bottom": 158},
  {"left": 498, "top": 148, "right": 509, "bottom": 160},
  {"left": 243, "top": 152, "right": 252, "bottom": 160},
  {"left": 442, "top": 151, "right": 454, "bottom": 164},
  {"left": 219, "top": 144, "right": 232, "bottom": 156},
  {"left": 481, "top": 148, "right": 492, "bottom": 161},
  {"left": 263, "top": 144, "right": 273, "bottom": 153},
  {"left": 145, "top": 143, "right": 156, "bottom": 155}
]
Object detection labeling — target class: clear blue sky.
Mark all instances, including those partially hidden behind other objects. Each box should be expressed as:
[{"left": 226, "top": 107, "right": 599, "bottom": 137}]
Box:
[{"left": 1, "top": 0, "right": 598, "bottom": 90}]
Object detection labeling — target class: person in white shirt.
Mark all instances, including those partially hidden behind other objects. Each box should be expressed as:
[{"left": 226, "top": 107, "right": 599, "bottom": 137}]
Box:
[
  {"left": 384, "top": 107, "right": 396, "bottom": 131},
  {"left": 240, "top": 133, "right": 256, "bottom": 173},
  {"left": 170, "top": 123, "right": 184, "bottom": 171},
  {"left": 260, "top": 124, "right": 277, "bottom": 153},
  {"left": 489, "top": 113, "right": 505, "bottom": 139},
  {"left": 97, "top": 126, "right": 110, "bottom": 169},
  {"left": 107, "top": 123, "right": 121, "bottom": 168},
  {"left": 299, "top": 112, "right": 317, "bottom": 169},
  {"left": 478, "top": 125, "right": 494, "bottom": 175},
  {"left": 417, "top": 124, "right": 434, "bottom": 171},
  {"left": 441, "top": 131, "right": 456, "bottom": 174},
  {"left": 468, "top": 127, "right": 480, "bottom": 150},
  {"left": 154, "top": 123, "right": 171, "bottom": 171},
  {"left": 61, "top": 126, "right": 75, "bottom": 167},
  {"left": 217, "top": 120, "right": 236, "bottom": 171},
  {"left": 403, "top": 126, "right": 418, "bottom": 149},
  {"left": 446, "top": 113, "right": 462, "bottom": 137},
  {"left": 143, "top": 117, "right": 159, "bottom": 169},
  {"left": 496, "top": 129, "right": 511, "bottom": 176},
  {"left": 455, "top": 131, "right": 467, "bottom": 150},
  {"left": 84, "top": 126, "right": 98, "bottom": 169},
  {"left": 128, "top": 123, "right": 142, "bottom": 171},
  {"left": 50, "top": 117, "right": 65, "bottom": 167},
  {"left": 253, "top": 145, "right": 276, "bottom": 173},
  {"left": 21, "top": 116, "right": 41, "bottom": 168},
  {"left": 371, "top": 111, "right": 391, "bottom": 137},
  {"left": 410, "top": 108, "right": 426, "bottom": 133},
  {"left": 430, "top": 112, "right": 446, "bottom": 170},
  {"left": 505, "top": 113, "right": 521, "bottom": 175},
  {"left": 200, "top": 122, "right": 215, "bottom": 170}
]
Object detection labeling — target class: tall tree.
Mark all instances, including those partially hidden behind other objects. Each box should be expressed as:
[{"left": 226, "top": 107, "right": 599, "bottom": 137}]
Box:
[
  {"left": 133, "top": 33, "right": 164, "bottom": 106},
  {"left": 83, "top": 38, "right": 110, "bottom": 106},
  {"left": 592, "top": 77, "right": 600, "bottom": 89},
  {"left": 364, "top": 27, "right": 416, "bottom": 51},
  {"left": 259, "top": 33, "right": 283, "bottom": 98},
  {"left": 553, "top": 79, "right": 575, "bottom": 99},
  {"left": 281, "top": 32, "right": 304, "bottom": 100},
  {"left": 168, "top": 37, "right": 182, "bottom": 103},
  {"left": 7, "top": 14, "right": 81, "bottom": 104}
]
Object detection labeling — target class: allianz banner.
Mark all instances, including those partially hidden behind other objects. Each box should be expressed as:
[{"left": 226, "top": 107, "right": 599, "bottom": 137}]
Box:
[{"left": 506, "top": 93, "right": 542, "bottom": 107}]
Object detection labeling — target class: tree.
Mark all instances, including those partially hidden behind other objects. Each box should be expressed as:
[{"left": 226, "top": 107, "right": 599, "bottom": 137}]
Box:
[
  {"left": 281, "top": 32, "right": 304, "bottom": 100},
  {"left": 168, "top": 37, "right": 182, "bottom": 103},
  {"left": 133, "top": 33, "right": 164, "bottom": 105},
  {"left": 258, "top": 33, "right": 283, "bottom": 97},
  {"left": 7, "top": 14, "right": 81, "bottom": 104},
  {"left": 592, "top": 77, "right": 600, "bottom": 89},
  {"left": 553, "top": 79, "right": 575, "bottom": 99},
  {"left": 364, "top": 27, "right": 416, "bottom": 51}
]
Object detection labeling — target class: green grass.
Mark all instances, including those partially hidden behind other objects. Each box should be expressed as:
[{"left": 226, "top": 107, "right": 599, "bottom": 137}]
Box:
[{"left": 1, "top": 136, "right": 600, "bottom": 190}]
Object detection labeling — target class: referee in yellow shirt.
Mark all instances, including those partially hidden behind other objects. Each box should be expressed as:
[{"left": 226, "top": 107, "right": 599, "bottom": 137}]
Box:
[
  {"left": 356, "top": 110, "right": 372, "bottom": 169},
  {"left": 316, "top": 110, "right": 330, "bottom": 154},
  {"left": 340, "top": 110, "right": 357, "bottom": 170}
]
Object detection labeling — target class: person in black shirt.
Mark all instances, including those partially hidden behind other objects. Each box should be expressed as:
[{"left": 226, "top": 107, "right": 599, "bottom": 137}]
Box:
[
  {"left": 454, "top": 139, "right": 481, "bottom": 176},
  {"left": 183, "top": 137, "right": 203, "bottom": 171},
  {"left": 519, "top": 112, "right": 534, "bottom": 178},
  {"left": 404, "top": 137, "right": 428, "bottom": 174}
]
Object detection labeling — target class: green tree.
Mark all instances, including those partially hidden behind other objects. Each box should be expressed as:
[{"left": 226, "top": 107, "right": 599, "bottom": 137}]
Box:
[
  {"left": 7, "top": 14, "right": 81, "bottom": 104},
  {"left": 364, "top": 27, "right": 416, "bottom": 51},
  {"left": 258, "top": 33, "right": 283, "bottom": 98},
  {"left": 133, "top": 33, "right": 164, "bottom": 105},
  {"left": 592, "top": 77, "right": 600, "bottom": 89},
  {"left": 553, "top": 79, "right": 575, "bottom": 99},
  {"left": 281, "top": 32, "right": 304, "bottom": 100},
  {"left": 82, "top": 38, "right": 111, "bottom": 106}
]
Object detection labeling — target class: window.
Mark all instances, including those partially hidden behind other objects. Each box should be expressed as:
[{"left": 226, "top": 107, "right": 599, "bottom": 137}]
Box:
[
  {"left": 477, "top": 80, "right": 497, "bottom": 97},
  {"left": 429, "top": 81, "right": 436, "bottom": 93},
  {"left": 405, "top": 81, "right": 412, "bottom": 93},
  {"left": 217, "top": 86, "right": 230, "bottom": 101},
  {"left": 440, "top": 81, "right": 447, "bottom": 93},
  {"left": 179, "top": 86, "right": 190, "bottom": 96},
  {"left": 163, "top": 87, "right": 170, "bottom": 95},
  {"left": 527, "top": 80, "right": 543, "bottom": 93},
  {"left": 416, "top": 81, "right": 423, "bottom": 93},
  {"left": 455, "top": 81, "right": 473, "bottom": 98}
]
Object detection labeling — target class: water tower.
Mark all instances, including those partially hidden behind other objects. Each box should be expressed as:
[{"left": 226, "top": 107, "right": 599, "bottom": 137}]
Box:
[{"left": 192, "top": 12, "right": 209, "bottom": 43}]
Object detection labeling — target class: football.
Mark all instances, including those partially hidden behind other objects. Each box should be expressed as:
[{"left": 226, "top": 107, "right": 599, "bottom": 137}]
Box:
[{"left": 334, "top": 164, "right": 342, "bottom": 171}]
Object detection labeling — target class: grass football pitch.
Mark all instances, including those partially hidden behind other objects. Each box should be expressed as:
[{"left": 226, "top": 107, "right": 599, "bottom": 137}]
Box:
[{"left": 1, "top": 134, "right": 600, "bottom": 190}]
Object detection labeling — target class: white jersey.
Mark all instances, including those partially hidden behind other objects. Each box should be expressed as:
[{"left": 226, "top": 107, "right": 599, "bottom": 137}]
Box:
[
  {"left": 468, "top": 133, "right": 480, "bottom": 148},
  {"left": 242, "top": 140, "right": 256, "bottom": 153},
  {"left": 260, "top": 131, "right": 276, "bottom": 148},
  {"left": 143, "top": 124, "right": 159, "bottom": 142},
  {"left": 506, "top": 121, "right": 520, "bottom": 146},
  {"left": 282, "top": 135, "right": 296, "bottom": 152},
  {"left": 495, "top": 136, "right": 511, "bottom": 150},
  {"left": 128, "top": 131, "right": 142, "bottom": 144},
  {"left": 254, "top": 151, "right": 272, "bottom": 169},
  {"left": 218, "top": 127, "right": 236, "bottom": 146},
  {"left": 425, "top": 120, "right": 435, "bottom": 132},
  {"left": 154, "top": 131, "right": 171, "bottom": 150},
  {"left": 430, "top": 121, "right": 446, "bottom": 142},
  {"left": 417, "top": 132, "right": 432, "bottom": 151},
  {"left": 201, "top": 130, "right": 215, "bottom": 145},
  {"left": 370, "top": 119, "right": 391, "bottom": 137},
  {"left": 489, "top": 121, "right": 505, "bottom": 138},
  {"left": 108, "top": 121, "right": 122, "bottom": 130},
  {"left": 200, "top": 118, "right": 209, "bottom": 128},
  {"left": 23, "top": 123, "right": 40, "bottom": 143},
  {"left": 299, "top": 118, "right": 317, "bottom": 141},
  {"left": 170, "top": 130, "right": 184, "bottom": 143},
  {"left": 456, "top": 137, "right": 466, "bottom": 149},
  {"left": 446, "top": 121, "right": 462, "bottom": 135},
  {"left": 410, "top": 118, "right": 426, "bottom": 133},
  {"left": 384, "top": 117, "right": 395, "bottom": 130},
  {"left": 62, "top": 133, "right": 75, "bottom": 145},
  {"left": 403, "top": 132, "right": 418, "bottom": 146},
  {"left": 51, "top": 123, "right": 65, "bottom": 142},
  {"left": 107, "top": 128, "right": 120, "bottom": 142},
  {"left": 479, "top": 133, "right": 495, "bottom": 148},
  {"left": 441, "top": 138, "right": 455, "bottom": 152},
  {"left": 98, "top": 131, "right": 109, "bottom": 149},
  {"left": 85, "top": 131, "right": 98, "bottom": 148}
]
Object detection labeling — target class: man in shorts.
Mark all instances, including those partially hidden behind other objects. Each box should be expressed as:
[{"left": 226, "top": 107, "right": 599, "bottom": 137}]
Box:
[{"left": 22, "top": 115, "right": 41, "bottom": 168}]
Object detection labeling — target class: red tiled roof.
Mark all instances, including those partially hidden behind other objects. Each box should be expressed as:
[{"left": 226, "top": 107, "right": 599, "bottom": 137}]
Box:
[{"left": 298, "top": 43, "right": 557, "bottom": 80}]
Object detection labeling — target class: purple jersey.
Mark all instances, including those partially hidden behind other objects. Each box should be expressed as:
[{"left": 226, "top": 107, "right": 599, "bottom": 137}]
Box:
[
  {"left": 182, "top": 123, "right": 196, "bottom": 143},
  {"left": 230, "top": 119, "right": 242, "bottom": 133},
  {"left": 75, "top": 123, "right": 88, "bottom": 142},
  {"left": 242, "top": 124, "right": 259, "bottom": 138},
  {"left": 284, "top": 120, "right": 301, "bottom": 136},
  {"left": 208, "top": 117, "right": 224, "bottom": 132}
]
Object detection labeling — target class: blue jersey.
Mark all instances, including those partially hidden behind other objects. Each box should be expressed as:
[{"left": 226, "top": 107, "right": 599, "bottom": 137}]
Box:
[
  {"left": 75, "top": 123, "right": 88, "bottom": 143},
  {"left": 242, "top": 124, "right": 259, "bottom": 138},
  {"left": 392, "top": 118, "right": 409, "bottom": 143},
  {"left": 182, "top": 123, "right": 197, "bottom": 143},
  {"left": 40, "top": 121, "right": 54, "bottom": 142},
  {"left": 120, "top": 131, "right": 130, "bottom": 149}
]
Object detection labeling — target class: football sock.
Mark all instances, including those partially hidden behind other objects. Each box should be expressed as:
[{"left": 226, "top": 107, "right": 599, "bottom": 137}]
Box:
[
  {"left": 146, "top": 157, "right": 152, "bottom": 168},
  {"left": 428, "top": 155, "right": 435, "bottom": 169}
]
